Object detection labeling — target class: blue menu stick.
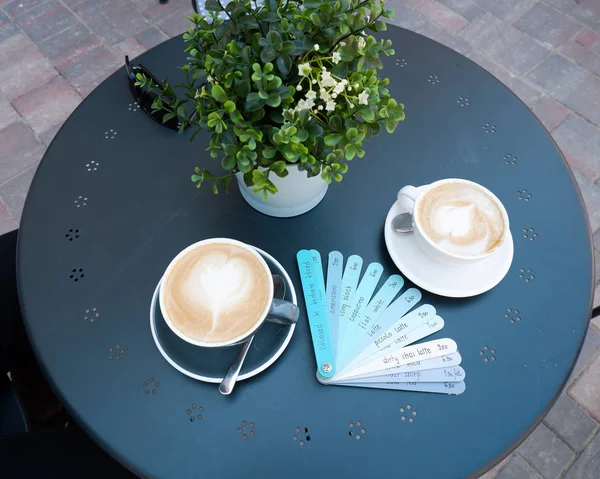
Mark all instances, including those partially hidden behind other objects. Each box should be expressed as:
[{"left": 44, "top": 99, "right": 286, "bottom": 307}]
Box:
[
  {"left": 326, "top": 251, "right": 343, "bottom": 355},
  {"left": 296, "top": 250, "right": 336, "bottom": 378}
]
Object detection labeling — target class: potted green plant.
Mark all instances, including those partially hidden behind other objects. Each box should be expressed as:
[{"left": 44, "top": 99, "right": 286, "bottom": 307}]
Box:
[{"left": 137, "top": 0, "right": 405, "bottom": 217}]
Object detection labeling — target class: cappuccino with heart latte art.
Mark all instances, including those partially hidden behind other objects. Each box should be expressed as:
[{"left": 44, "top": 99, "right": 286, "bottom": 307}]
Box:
[
  {"left": 416, "top": 182, "right": 506, "bottom": 257},
  {"left": 160, "top": 239, "right": 272, "bottom": 344}
]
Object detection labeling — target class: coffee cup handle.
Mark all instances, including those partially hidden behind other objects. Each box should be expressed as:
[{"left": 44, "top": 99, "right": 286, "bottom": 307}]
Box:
[
  {"left": 397, "top": 185, "right": 428, "bottom": 214},
  {"left": 265, "top": 299, "right": 300, "bottom": 325}
]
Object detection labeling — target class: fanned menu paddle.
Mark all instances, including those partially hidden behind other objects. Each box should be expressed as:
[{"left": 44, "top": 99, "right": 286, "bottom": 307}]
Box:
[{"left": 297, "top": 250, "right": 466, "bottom": 395}]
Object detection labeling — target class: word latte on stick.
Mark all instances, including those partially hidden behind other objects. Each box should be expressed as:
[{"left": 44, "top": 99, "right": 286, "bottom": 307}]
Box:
[{"left": 338, "top": 338, "right": 458, "bottom": 380}]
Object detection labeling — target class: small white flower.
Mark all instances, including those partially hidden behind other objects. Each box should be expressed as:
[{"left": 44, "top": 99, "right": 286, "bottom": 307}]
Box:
[
  {"left": 306, "top": 90, "right": 317, "bottom": 100},
  {"left": 332, "top": 93, "right": 338, "bottom": 99},
  {"left": 332, "top": 51, "right": 341, "bottom": 64},
  {"left": 207, "top": 75, "right": 214, "bottom": 83},
  {"left": 347, "top": 86, "right": 352, "bottom": 91},
  {"left": 298, "top": 63, "right": 312, "bottom": 77},
  {"left": 320, "top": 88, "right": 331, "bottom": 102},
  {"left": 333, "top": 82, "right": 345, "bottom": 95},
  {"left": 342, "top": 79, "right": 348, "bottom": 85},
  {"left": 312, "top": 79, "right": 317, "bottom": 84},
  {"left": 357, "top": 36, "right": 366, "bottom": 49},
  {"left": 296, "top": 85, "right": 303, "bottom": 91},
  {"left": 317, "top": 105, "right": 324, "bottom": 110},
  {"left": 297, "top": 99, "right": 314, "bottom": 111},
  {"left": 320, "top": 70, "right": 337, "bottom": 88},
  {"left": 326, "top": 100, "right": 336, "bottom": 111},
  {"left": 314, "top": 44, "right": 320, "bottom": 51},
  {"left": 358, "top": 90, "right": 369, "bottom": 105},
  {"left": 348, "top": 102, "right": 355, "bottom": 108},
  {"left": 354, "top": 83, "right": 359, "bottom": 89}
]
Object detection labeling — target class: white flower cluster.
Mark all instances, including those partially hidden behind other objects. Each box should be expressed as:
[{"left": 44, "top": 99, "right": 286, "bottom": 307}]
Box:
[{"left": 289, "top": 63, "right": 370, "bottom": 115}]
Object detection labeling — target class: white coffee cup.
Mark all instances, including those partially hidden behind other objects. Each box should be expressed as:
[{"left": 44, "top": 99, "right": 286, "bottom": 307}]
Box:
[
  {"left": 397, "top": 179, "right": 510, "bottom": 265},
  {"left": 159, "top": 238, "right": 298, "bottom": 348}
]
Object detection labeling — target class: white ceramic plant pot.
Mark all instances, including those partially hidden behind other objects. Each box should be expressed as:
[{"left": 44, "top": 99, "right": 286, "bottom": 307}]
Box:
[{"left": 235, "top": 165, "right": 329, "bottom": 218}]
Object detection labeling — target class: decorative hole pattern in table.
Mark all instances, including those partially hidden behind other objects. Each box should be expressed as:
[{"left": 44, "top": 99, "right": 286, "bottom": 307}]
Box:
[
  {"left": 69, "top": 268, "right": 84, "bottom": 282},
  {"left": 104, "top": 129, "right": 117, "bottom": 140},
  {"left": 293, "top": 427, "right": 311, "bottom": 446},
  {"left": 427, "top": 74, "right": 440, "bottom": 84},
  {"left": 480, "top": 346, "right": 497, "bottom": 363},
  {"left": 186, "top": 403, "right": 204, "bottom": 422},
  {"left": 83, "top": 307, "right": 99, "bottom": 323},
  {"left": 457, "top": 97, "right": 470, "bottom": 107},
  {"left": 86, "top": 160, "right": 99, "bottom": 172},
  {"left": 73, "top": 196, "right": 87, "bottom": 208},
  {"left": 517, "top": 189, "right": 532, "bottom": 201},
  {"left": 483, "top": 123, "right": 496, "bottom": 134},
  {"left": 128, "top": 102, "right": 139, "bottom": 112},
  {"left": 185, "top": 403, "right": 204, "bottom": 423},
  {"left": 400, "top": 405, "right": 417, "bottom": 423},
  {"left": 237, "top": 421, "right": 255, "bottom": 440},
  {"left": 505, "top": 308, "right": 522, "bottom": 324},
  {"left": 395, "top": 58, "right": 407, "bottom": 68},
  {"left": 523, "top": 228, "right": 538, "bottom": 241},
  {"left": 143, "top": 377, "right": 160, "bottom": 395},
  {"left": 348, "top": 421, "right": 366, "bottom": 440},
  {"left": 519, "top": 268, "right": 535, "bottom": 282},
  {"left": 108, "top": 345, "right": 125, "bottom": 360},
  {"left": 65, "top": 228, "right": 80, "bottom": 241},
  {"left": 504, "top": 154, "right": 517, "bottom": 166}
]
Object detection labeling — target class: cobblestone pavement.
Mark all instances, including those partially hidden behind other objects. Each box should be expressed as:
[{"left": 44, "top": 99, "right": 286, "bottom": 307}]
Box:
[{"left": 0, "top": 0, "right": 599, "bottom": 477}]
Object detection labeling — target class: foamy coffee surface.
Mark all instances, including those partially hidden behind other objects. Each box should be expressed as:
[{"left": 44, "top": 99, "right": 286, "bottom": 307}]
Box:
[
  {"left": 162, "top": 242, "right": 271, "bottom": 343},
  {"left": 417, "top": 183, "right": 505, "bottom": 256}
]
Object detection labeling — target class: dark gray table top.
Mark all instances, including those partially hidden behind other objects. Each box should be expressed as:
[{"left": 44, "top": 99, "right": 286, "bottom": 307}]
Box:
[{"left": 17, "top": 25, "right": 594, "bottom": 479}]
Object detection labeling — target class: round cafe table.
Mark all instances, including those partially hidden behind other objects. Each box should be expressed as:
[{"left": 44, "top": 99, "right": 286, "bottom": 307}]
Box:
[{"left": 17, "top": 25, "right": 594, "bottom": 479}]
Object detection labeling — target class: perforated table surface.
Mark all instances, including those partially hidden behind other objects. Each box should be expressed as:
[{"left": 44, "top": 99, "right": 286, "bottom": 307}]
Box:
[{"left": 17, "top": 25, "right": 594, "bottom": 479}]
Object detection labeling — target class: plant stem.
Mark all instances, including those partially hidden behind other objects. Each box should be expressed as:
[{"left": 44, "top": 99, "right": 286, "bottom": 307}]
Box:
[{"left": 328, "top": 12, "right": 384, "bottom": 52}]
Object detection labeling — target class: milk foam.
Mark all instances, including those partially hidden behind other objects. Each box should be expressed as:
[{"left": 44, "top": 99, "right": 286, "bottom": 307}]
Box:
[
  {"left": 162, "top": 242, "right": 272, "bottom": 343},
  {"left": 417, "top": 183, "right": 505, "bottom": 256}
]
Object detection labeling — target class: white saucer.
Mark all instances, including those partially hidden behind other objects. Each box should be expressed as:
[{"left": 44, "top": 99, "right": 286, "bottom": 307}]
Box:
[
  {"left": 150, "top": 246, "right": 297, "bottom": 383},
  {"left": 384, "top": 201, "right": 514, "bottom": 298}
]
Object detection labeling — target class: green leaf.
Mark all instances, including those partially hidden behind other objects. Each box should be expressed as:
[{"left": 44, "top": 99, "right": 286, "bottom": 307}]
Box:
[
  {"left": 211, "top": 84, "right": 227, "bottom": 103},
  {"left": 162, "top": 112, "right": 176, "bottom": 124},
  {"left": 223, "top": 100, "right": 236, "bottom": 113},
  {"left": 303, "top": 0, "right": 321, "bottom": 8},
  {"left": 262, "top": 11, "right": 280, "bottom": 22},
  {"left": 265, "top": 92, "right": 281, "bottom": 107},
  {"left": 328, "top": 115, "right": 343, "bottom": 132},
  {"left": 262, "top": 146, "right": 277, "bottom": 158},
  {"left": 324, "top": 133, "right": 344, "bottom": 146},
  {"left": 221, "top": 155, "right": 236, "bottom": 170},
  {"left": 276, "top": 55, "right": 292, "bottom": 76},
  {"left": 270, "top": 160, "right": 286, "bottom": 174},
  {"left": 260, "top": 48, "right": 278, "bottom": 63}
]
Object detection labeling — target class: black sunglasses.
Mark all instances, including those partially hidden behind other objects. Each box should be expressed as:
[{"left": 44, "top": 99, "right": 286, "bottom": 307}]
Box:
[{"left": 125, "top": 55, "right": 183, "bottom": 131}]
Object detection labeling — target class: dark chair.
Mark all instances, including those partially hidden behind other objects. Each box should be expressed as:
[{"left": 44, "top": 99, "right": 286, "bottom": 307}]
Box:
[
  {"left": 0, "top": 230, "right": 135, "bottom": 478},
  {"left": 0, "top": 230, "right": 28, "bottom": 437}
]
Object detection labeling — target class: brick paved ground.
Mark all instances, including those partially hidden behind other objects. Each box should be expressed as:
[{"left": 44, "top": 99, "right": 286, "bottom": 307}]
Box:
[{"left": 0, "top": 0, "right": 599, "bottom": 476}]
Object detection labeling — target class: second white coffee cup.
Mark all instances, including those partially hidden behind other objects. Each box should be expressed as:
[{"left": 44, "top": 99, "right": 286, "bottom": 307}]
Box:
[{"left": 397, "top": 178, "right": 510, "bottom": 265}]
